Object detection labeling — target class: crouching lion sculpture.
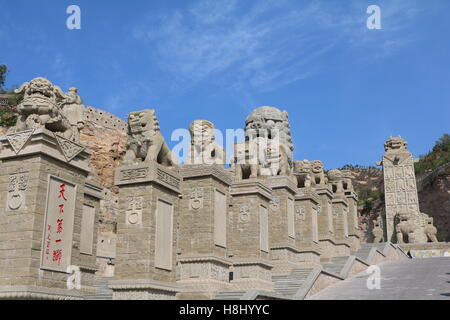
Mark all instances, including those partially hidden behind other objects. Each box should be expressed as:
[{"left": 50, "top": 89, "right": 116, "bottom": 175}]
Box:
[
  {"left": 8, "top": 77, "right": 77, "bottom": 141},
  {"left": 123, "top": 109, "right": 177, "bottom": 167},
  {"left": 395, "top": 213, "right": 417, "bottom": 244}
]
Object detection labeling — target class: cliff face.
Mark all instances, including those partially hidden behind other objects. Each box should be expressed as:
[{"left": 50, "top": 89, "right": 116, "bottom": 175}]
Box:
[
  {"left": 80, "top": 118, "right": 127, "bottom": 234},
  {"left": 418, "top": 175, "right": 450, "bottom": 242},
  {"left": 81, "top": 120, "right": 127, "bottom": 190},
  {"left": 350, "top": 168, "right": 450, "bottom": 243},
  {"left": 341, "top": 168, "right": 384, "bottom": 242}
]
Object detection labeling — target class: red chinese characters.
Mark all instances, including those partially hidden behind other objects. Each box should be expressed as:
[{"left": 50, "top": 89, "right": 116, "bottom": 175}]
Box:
[
  {"left": 58, "top": 184, "right": 67, "bottom": 201},
  {"left": 52, "top": 183, "right": 68, "bottom": 266},
  {"left": 52, "top": 249, "right": 62, "bottom": 264},
  {"left": 56, "top": 219, "right": 64, "bottom": 234}
]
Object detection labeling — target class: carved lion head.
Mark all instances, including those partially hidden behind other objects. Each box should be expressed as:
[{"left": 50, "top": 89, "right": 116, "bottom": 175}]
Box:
[
  {"left": 384, "top": 136, "right": 408, "bottom": 152},
  {"left": 127, "top": 109, "right": 159, "bottom": 134},
  {"left": 311, "top": 160, "right": 324, "bottom": 174}
]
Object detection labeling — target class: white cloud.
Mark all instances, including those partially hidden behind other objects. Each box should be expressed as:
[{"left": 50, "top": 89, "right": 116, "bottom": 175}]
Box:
[{"left": 132, "top": 0, "right": 429, "bottom": 94}]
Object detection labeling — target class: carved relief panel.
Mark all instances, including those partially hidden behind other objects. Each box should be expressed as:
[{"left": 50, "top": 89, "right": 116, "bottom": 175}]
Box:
[
  {"left": 7, "top": 173, "right": 28, "bottom": 211},
  {"left": 126, "top": 196, "right": 143, "bottom": 226},
  {"left": 189, "top": 187, "right": 203, "bottom": 211}
]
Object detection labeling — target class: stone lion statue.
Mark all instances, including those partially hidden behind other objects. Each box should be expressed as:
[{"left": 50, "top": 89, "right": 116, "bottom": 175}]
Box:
[
  {"left": 231, "top": 138, "right": 263, "bottom": 180},
  {"left": 384, "top": 136, "right": 408, "bottom": 153},
  {"left": 232, "top": 106, "right": 292, "bottom": 179},
  {"left": 395, "top": 213, "right": 417, "bottom": 244},
  {"left": 293, "top": 160, "right": 312, "bottom": 188},
  {"left": 123, "top": 109, "right": 177, "bottom": 167},
  {"left": 341, "top": 170, "right": 355, "bottom": 192},
  {"left": 372, "top": 217, "right": 384, "bottom": 243},
  {"left": 59, "top": 87, "right": 85, "bottom": 142},
  {"left": 327, "top": 169, "right": 344, "bottom": 193},
  {"left": 9, "top": 77, "right": 77, "bottom": 141},
  {"left": 293, "top": 160, "right": 326, "bottom": 188},
  {"left": 185, "top": 120, "right": 225, "bottom": 165},
  {"left": 311, "top": 160, "right": 327, "bottom": 185},
  {"left": 423, "top": 214, "right": 438, "bottom": 243}
]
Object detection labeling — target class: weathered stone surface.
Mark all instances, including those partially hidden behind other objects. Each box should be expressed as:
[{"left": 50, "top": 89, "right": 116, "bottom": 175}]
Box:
[
  {"left": 9, "top": 78, "right": 85, "bottom": 144},
  {"left": 111, "top": 160, "right": 181, "bottom": 299},
  {"left": 185, "top": 120, "right": 225, "bottom": 165},
  {"left": 231, "top": 106, "right": 293, "bottom": 180},
  {"left": 0, "top": 128, "right": 101, "bottom": 299},
  {"left": 122, "top": 109, "right": 176, "bottom": 167},
  {"left": 378, "top": 136, "right": 437, "bottom": 243}
]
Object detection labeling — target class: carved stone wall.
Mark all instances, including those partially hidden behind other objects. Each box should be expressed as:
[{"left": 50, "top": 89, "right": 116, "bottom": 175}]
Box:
[{"left": 0, "top": 129, "right": 100, "bottom": 299}]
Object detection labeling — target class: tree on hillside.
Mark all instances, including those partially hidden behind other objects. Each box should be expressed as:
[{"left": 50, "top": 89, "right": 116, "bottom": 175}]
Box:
[
  {"left": 415, "top": 133, "right": 450, "bottom": 175},
  {"left": 0, "top": 65, "right": 8, "bottom": 93},
  {"left": 433, "top": 134, "right": 450, "bottom": 153}
]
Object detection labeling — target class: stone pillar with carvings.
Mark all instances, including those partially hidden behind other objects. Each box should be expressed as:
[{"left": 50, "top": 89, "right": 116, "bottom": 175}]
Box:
[
  {"left": 0, "top": 127, "right": 98, "bottom": 299},
  {"left": 377, "top": 136, "right": 430, "bottom": 243},
  {"left": 330, "top": 198, "right": 351, "bottom": 257},
  {"left": 341, "top": 171, "right": 361, "bottom": 252},
  {"left": 294, "top": 187, "right": 321, "bottom": 267},
  {"left": 228, "top": 180, "right": 274, "bottom": 292},
  {"left": 110, "top": 163, "right": 182, "bottom": 300},
  {"left": 176, "top": 165, "right": 232, "bottom": 299},
  {"left": 327, "top": 170, "right": 351, "bottom": 257},
  {"left": 263, "top": 175, "right": 302, "bottom": 274},
  {"left": 110, "top": 109, "right": 182, "bottom": 299},
  {"left": 315, "top": 184, "right": 340, "bottom": 260}
]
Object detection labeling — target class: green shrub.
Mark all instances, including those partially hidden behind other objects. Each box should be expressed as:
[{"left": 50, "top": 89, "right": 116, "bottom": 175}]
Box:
[{"left": 415, "top": 134, "right": 450, "bottom": 175}]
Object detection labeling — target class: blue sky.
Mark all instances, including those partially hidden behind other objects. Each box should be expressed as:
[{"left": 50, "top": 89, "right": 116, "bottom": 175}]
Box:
[{"left": 1, "top": 0, "right": 449, "bottom": 169}]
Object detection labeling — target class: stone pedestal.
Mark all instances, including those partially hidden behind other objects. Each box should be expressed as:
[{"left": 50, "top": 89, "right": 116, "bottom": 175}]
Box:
[
  {"left": 263, "top": 176, "right": 302, "bottom": 274},
  {"left": 228, "top": 180, "right": 274, "bottom": 292},
  {"left": 176, "top": 165, "right": 232, "bottom": 299},
  {"left": 294, "top": 188, "right": 321, "bottom": 267},
  {"left": 0, "top": 128, "right": 100, "bottom": 299},
  {"left": 110, "top": 163, "right": 182, "bottom": 300},
  {"left": 315, "top": 185, "right": 340, "bottom": 261},
  {"left": 331, "top": 197, "right": 351, "bottom": 257},
  {"left": 344, "top": 190, "right": 361, "bottom": 252}
]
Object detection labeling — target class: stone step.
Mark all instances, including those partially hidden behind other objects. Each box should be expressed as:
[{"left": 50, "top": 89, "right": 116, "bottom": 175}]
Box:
[{"left": 272, "top": 268, "right": 314, "bottom": 298}]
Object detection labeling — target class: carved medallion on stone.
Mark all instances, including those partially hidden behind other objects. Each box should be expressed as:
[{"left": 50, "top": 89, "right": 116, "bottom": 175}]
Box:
[
  {"left": 54, "top": 133, "right": 85, "bottom": 162},
  {"left": 296, "top": 206, "right": 306, "bottom": 220},
  {"left": 189, "top": 187, "right": 203, "bottom": 210},
  {"left": 270, "top": 196, "right": 280, "bottom": 212},
  {"left": 7, "top": 173, "right": 28, "bottom": 210},
  {"left": 239, "top": 205, "right": 250, "bottom": 222},
  {"left": 126, "top": 196, "right": 143, "bottom": 226},
  {"left": 6, "top": 130, "right": 34, "bottom": 154}
]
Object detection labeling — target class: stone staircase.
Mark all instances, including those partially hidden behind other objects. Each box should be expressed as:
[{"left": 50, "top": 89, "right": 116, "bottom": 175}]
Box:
[
  {"left": 84, "top": 277, "right": 113, "bottom": 300},
  {"left": 321, "top": 256, "right": 350, "bottom": 276},
  {"left": 355, "top": 243, "right": 386, "bottom": 262},
  {"left": 272, "top": 267, "right": 314, "bottom": 298}
]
